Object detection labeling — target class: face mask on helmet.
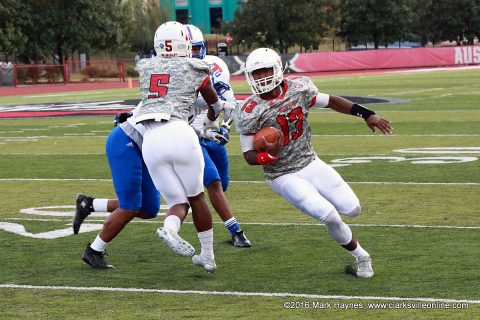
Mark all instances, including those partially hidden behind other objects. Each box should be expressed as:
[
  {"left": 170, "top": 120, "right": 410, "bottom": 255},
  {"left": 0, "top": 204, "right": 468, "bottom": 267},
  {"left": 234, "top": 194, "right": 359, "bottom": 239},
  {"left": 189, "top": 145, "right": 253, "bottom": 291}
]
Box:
[
  {"left": 245, "top": 48, "right": 283, "bottom": 94},
  {"left": 154, "top": 21, "right": 192, "bottom": 58},
  {"left": 185, "top": 24, "right": 206, "bottom": 59}
]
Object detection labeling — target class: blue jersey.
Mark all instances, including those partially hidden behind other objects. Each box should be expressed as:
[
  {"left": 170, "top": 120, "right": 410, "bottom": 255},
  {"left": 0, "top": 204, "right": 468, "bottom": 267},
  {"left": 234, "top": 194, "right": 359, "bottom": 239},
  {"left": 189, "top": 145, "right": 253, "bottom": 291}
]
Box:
[{"left": 190, "top": 55, "right": 234, "bottom": 191}]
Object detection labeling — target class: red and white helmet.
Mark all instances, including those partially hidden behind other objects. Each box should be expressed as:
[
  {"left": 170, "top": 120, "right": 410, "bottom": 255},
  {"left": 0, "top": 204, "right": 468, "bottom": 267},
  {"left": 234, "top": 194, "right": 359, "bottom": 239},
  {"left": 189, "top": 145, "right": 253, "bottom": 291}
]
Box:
[
  {"left": 154, "top": 21, "right": 192, "bottom": 58},
  {"left": 245, "top": 48, "right": 283, "bottom": 94}
]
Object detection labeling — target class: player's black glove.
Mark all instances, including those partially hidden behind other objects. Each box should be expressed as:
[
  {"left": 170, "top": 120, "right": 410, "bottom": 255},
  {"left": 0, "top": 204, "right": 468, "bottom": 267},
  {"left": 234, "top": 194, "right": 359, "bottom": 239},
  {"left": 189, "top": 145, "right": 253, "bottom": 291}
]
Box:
[{"left": 114, "top": 112, "right": 133, "bottom": 127}]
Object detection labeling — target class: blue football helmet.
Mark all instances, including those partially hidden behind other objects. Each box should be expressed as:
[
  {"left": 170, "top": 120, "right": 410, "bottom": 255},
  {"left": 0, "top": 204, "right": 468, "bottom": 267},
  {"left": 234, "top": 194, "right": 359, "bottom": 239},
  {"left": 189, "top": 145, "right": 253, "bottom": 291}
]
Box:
[{"left": 186, "top": 24, "right": 206, "bottom": 59}]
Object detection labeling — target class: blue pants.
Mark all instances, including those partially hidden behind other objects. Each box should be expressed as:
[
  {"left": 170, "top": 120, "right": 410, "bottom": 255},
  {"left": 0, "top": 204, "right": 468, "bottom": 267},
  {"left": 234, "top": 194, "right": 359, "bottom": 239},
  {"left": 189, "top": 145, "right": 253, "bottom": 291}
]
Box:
[
  {"left": 200, "top": 138, "right": 230, "bottom": 191},
  {"left": 106, "top": 127, "right": 160, "bottom": 217}
]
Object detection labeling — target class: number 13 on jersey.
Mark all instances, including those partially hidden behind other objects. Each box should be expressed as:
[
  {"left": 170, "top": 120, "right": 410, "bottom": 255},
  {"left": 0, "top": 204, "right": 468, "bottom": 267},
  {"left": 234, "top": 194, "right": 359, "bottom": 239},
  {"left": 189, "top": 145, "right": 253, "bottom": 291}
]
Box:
[{"left": 148, "top": 74, "right": 170, "bottom": 98}]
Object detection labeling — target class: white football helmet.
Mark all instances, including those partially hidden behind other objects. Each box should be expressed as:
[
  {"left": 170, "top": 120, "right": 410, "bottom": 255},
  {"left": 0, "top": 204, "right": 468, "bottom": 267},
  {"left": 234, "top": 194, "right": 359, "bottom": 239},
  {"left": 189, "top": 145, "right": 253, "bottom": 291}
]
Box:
[
  {"left": 245, "top": 48, "right": 283, "bottom": 94},
  {"left": 154, "top": 21, "right": 192, "bottom": 58},
  {"left": 185, "top": 24, "right": 206, "bottom": 59}
]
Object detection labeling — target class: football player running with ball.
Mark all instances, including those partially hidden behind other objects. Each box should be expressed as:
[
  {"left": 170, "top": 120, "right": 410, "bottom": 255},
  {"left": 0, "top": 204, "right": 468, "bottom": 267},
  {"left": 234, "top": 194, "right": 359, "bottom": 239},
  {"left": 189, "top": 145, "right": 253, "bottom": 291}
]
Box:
[
  {"left": 233, "top": 48, "right": 393, "bottom": 278},
  {"left": 133, "top": 21, "right": 227, "bottom": 273}
]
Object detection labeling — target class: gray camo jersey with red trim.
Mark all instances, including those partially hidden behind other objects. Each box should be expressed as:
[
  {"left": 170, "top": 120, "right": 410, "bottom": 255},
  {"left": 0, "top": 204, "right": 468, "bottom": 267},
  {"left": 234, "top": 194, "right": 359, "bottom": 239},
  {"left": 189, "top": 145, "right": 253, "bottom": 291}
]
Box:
[
  {"left": 233, "top": 76, "right": 319, "bottom": 180},
  {"left": 135, "top": 56, "right": 210, "bottom": 121}
]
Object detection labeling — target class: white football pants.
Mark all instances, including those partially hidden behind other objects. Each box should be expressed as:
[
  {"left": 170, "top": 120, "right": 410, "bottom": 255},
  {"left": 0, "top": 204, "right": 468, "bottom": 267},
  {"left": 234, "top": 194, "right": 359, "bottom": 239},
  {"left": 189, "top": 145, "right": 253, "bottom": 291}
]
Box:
[
  {"left": 142, "top": 120, "right": 204, "bottom": 207},
  {"left": 266, "top": 156, "right": 360, "bottom": 245}
]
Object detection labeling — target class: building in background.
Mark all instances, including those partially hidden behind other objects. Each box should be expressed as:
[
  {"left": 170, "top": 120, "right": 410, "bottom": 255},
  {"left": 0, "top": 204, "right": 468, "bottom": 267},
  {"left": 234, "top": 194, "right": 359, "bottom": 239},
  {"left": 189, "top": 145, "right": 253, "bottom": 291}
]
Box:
[{"left": 159, "top": 0, "right": 244, "bottom": 34}]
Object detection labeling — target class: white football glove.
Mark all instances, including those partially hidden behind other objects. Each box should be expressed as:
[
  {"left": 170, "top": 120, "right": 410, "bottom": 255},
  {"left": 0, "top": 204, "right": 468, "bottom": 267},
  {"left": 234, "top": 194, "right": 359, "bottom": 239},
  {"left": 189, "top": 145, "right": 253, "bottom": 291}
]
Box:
[
  {"left": 221, "top": 117, "right": 233, "bottom": 130},
  {"left": 222, "top": 100, "right": 237, "bottom": 122},
  {"left": 222, "top": 100, "right": 237, "bottom": 112},
  {"left": 203, "top": 116, "right": 219, "bottom": 132},
  {"left": 200, "top": 128, "right": 228, "bottom": 144}
]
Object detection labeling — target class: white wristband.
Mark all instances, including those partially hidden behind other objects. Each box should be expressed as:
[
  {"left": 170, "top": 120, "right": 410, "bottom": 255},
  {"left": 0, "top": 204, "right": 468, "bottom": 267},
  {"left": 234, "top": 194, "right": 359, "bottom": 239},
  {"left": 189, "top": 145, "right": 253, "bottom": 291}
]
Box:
[{"left": 210, "top": 100, "right": 223, "bottom": 118}]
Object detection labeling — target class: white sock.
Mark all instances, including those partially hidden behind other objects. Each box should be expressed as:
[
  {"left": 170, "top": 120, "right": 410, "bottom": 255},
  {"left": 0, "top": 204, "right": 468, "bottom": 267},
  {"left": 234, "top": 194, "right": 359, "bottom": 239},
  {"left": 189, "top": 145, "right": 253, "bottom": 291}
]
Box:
[
  {"left": 349, "top": 242, "right": 369, "bottom": 259},
  {"left": 197, "top": 229, "right": 214, "bottom": 261},
  {"left": 90, "top": 235, "right": 108, "bottom": 252},
  {"left": 164, "top": 215, "right": 181, "bottom": 233},
  {"left": 92, "top": 199, "right": 109, "bottom": 212},
  {"left": 223, "top": 217, "right": 235, "bottom": 226}
]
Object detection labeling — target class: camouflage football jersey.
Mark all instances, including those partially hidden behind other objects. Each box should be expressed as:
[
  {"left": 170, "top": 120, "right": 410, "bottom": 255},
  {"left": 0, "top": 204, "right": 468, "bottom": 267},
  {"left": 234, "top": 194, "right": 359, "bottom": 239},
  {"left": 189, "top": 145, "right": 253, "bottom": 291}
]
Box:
[
  {"left": 134, "top": 56, "right": 210, "bottom": 123},
  {"left": 234, "top": 76, "right": 321, "bottom": 180}
]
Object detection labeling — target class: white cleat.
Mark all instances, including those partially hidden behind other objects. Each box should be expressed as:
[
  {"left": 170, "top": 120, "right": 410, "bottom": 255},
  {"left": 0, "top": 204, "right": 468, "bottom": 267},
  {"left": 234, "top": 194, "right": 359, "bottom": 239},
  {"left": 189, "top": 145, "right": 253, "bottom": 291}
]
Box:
[
  {"left": 356, "top": 256, "right": 374, "bottom": 278},
  {"left": 192, "top": 255, "right": 217, "bottom": 273},
  {"left": 156, "top": 227, "right": 195, "bottom": 257}
]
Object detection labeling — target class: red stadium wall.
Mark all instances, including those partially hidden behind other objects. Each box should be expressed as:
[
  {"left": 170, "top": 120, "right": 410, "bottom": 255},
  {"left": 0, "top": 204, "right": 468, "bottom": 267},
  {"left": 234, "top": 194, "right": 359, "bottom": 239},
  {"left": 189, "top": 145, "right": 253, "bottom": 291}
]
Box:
[
  {"left": 290, "top": 46, "right": 480, "bottom": 73},
  {"left": 222, "top": 46, "right": 480, "bottom": 75}
]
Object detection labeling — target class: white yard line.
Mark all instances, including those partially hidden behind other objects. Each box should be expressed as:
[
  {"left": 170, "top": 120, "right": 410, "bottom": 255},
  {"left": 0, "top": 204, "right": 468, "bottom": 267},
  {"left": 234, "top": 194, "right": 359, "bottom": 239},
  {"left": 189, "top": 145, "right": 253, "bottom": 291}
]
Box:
[
  {"left": 1, "top": 284, "right": 478, "bottom": 304},
  {"left": 0, "top": 178, "right": 479, "bottom": 185},
  {"left": 2, "top": 217, "right": 479, "bottom": 230}
]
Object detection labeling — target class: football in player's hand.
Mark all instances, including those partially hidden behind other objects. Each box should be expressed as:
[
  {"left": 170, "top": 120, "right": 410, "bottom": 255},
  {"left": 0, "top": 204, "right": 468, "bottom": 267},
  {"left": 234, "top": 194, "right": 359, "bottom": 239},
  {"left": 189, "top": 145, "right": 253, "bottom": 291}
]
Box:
[{"left": 253, "top": 127, "right": 284, "bottom": 155}]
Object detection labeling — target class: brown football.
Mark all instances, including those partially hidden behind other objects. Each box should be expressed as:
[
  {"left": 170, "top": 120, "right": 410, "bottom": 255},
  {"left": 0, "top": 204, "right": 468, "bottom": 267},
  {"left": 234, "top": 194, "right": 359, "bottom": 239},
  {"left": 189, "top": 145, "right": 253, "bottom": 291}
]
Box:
[{"left": 253, "top": 127, "right": 283, "bottom": 153}]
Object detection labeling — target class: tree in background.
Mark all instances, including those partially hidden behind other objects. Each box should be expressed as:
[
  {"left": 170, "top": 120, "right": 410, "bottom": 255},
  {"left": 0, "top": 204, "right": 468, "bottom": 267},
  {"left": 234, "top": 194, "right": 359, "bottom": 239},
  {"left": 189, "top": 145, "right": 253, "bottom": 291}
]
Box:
[
  {"left": 3, "top": 0, "right": 130, "bottom": 63},
  {"left": 423, "top": 0, "right": 480, "bottom": 45},
  {"left": 464, "top": 0, "right": 480, "bottom": 44},
  {"left": 126, "top": 0, "right": 168, "bottom": 56},
  {"left": 0, "top": 0, "right": 29, "bottom": 62},
  {"left": 410, "top": 0, "right": 433, "bottom": 47},
  {"left": 337, "top": 0, "right": 413, "bottom": 49},
  {"left": 224, "top": 0, "right": 329, "bottom": 53},
  {"left": 2, "top": 0, "right": 479, "bottom": 63}
]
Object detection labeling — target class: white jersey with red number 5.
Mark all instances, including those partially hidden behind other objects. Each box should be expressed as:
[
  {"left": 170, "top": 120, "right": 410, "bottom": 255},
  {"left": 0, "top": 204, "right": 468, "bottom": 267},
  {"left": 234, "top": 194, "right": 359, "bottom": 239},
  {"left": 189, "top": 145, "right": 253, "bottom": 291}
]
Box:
[{"left": 134, "top": 56, "right": 210, "bottom": 123}]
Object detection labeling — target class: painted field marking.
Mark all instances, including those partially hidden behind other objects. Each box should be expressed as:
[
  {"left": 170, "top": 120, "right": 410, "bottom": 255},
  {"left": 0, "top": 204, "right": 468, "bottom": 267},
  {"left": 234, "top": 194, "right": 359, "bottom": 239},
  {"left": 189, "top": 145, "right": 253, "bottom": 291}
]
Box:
[
  {"left": 1, "top": 178, "right": 479, "bottom": 185},
  {"left": 1, "top": 284, "right": 478, "bottom": 304},
  {"left": 0, "top": 222, "right": 101, "bottom": 239},
  {"left": 18, "top": 205, "right": 168, "bottom": 217},
  {"left": 394, "top": 147, "right": 480, "bottom": 154},
  {"left": 2, "top": 217, "right": 479, "bottom": 230},
  {"left": 2, "top": 133, "right": 480, "bottom": 139}
]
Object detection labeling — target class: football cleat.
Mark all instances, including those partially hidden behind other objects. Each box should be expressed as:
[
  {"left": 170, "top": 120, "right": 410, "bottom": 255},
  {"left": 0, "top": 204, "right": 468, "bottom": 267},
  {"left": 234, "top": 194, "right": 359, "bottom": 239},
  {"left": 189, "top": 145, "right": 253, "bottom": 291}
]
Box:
[
  {"left": 82, "top": 243, "right": 114, "bottom": 269},
  {"left": 345, "top": 256, "right": 374, "bottom": 278},
  {"left": 73, "top": 194, "right": 94, "bottom": 234},
  {"left": 192, "top": 254, "right": 217, "bottom": 273},
  {"left": 356, "top": 256, "right": 374, "bottom": 278},
  {"left": 232, "top": 230, "right": 252, "bottom": 248},
  {"left": 156, "top": 227, "right": 195, "bottom": 257}
]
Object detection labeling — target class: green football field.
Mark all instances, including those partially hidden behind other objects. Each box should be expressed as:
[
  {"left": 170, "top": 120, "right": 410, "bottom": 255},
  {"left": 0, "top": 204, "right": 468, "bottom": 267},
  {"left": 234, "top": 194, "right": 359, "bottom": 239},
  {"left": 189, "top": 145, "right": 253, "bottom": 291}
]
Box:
[{"left": 0, "top": 69, "right": 479, "bottom": 319}]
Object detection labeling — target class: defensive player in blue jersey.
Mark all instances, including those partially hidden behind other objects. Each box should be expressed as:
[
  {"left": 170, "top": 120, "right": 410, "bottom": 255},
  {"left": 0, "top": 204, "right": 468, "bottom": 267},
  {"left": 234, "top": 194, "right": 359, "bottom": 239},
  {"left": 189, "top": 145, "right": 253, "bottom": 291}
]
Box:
[
  {"left": 186, "top": 24, "right": 251, "bottom": 248},
  {"left": 74, "top": 104, "right": 160, "bottom": 269}
]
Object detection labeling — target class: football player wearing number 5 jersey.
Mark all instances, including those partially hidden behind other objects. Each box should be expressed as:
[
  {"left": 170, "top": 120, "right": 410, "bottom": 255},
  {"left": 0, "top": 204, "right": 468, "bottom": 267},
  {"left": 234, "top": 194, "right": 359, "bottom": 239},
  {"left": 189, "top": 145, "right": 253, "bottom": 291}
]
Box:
[
  {"left": 134, "top": 21, "right": 226, "bottom": 273},
  {"left": 233, "top": 48, "right": 393, "bottom": 278}
]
